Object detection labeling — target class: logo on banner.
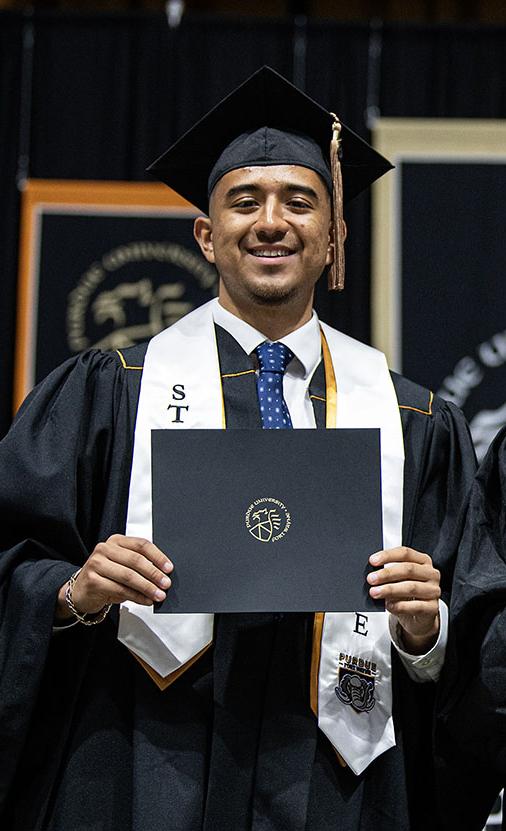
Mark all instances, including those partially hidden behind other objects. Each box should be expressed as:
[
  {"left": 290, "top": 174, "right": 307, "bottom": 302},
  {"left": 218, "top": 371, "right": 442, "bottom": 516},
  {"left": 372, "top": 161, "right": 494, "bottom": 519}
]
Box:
[
  {"left": 335, "top": 652, "right": 377, "bottom": 713},
  {"left": 245, "top": 498, "right": 291, "bottom": 543},
  {"left": 437, "top": 328, "right": 506, "bottom": 461},
  {"left": 67, "top": 241, "right": 216, "bottom": 352}
]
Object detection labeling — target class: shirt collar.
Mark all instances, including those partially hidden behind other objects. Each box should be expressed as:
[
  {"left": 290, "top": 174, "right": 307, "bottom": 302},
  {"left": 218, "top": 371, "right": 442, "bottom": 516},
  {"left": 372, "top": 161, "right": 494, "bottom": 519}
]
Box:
[{"left": 211, "top": 298, "right": 321, "bottom": 380}]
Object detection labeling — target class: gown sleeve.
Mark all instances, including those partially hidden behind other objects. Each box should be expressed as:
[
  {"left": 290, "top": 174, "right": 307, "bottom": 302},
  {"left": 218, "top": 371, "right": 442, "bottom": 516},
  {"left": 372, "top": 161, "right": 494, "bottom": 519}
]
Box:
[
  {"left": 389, "top": 391, "right": 479, "bottom": 827},
  {"left": 0, "top": 349, "right": 132, "bottom": 809},
  {"left": 400, "top": 394, "right": 477, "bottom": 595}
]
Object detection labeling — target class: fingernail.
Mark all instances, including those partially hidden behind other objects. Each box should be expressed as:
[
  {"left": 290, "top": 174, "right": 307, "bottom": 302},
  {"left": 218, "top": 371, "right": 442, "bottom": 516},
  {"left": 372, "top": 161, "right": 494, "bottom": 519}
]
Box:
[
  {"left": 367, "top": 572, "right": 378, "bottom": 583},
  {"left": 154, "top": 589, "right": 166, "bottom": 601},
  {"left": 160, "top": 577, "right": 171, "bottom": 589},
  {"left": 163, "top": 561, "right": 173, "bottom": 573},
  {"left": 370, "top": 587, "right": 382, "bottom": 598},
  {"left": 369, "top": 552, "right": 381, "bottom": 565}
]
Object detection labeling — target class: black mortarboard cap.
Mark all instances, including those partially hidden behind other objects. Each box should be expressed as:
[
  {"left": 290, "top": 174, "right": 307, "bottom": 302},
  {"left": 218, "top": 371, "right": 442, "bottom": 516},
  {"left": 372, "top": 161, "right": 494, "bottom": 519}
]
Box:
[
  {"left": 207, "top": 126, "right": 333, "bottom": 199},
  {"left": 148, "top": 66, "right": 393, "bottom": 289},
  {"left": 148, "top": 65, "right": 391, "bottom": 211}
]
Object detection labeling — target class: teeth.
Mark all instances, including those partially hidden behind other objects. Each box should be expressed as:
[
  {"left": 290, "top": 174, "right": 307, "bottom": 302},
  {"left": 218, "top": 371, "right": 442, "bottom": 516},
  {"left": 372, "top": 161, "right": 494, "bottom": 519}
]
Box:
[{"left": 251, "top": 249, "right": 292, "bottom": 258}]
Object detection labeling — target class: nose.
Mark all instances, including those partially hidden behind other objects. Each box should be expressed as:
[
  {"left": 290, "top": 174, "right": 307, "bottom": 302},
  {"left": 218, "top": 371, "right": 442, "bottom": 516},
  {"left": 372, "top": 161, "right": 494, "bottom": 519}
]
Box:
[{"left": 253, "top": 198, "right": 289, "bottom": 241}]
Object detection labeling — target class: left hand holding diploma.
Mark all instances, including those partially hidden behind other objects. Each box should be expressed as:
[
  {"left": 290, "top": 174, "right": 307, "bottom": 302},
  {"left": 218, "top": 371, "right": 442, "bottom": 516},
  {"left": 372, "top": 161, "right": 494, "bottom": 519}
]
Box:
[{"left": 367, "top": 547, "right": 441, "bottom": 655}]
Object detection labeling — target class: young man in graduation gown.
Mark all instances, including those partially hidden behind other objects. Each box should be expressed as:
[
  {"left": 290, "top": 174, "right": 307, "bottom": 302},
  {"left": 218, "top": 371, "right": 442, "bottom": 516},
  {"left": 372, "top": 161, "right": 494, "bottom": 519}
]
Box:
[{"left": 0, "top": 68, "right": 476, "bottom": 831}]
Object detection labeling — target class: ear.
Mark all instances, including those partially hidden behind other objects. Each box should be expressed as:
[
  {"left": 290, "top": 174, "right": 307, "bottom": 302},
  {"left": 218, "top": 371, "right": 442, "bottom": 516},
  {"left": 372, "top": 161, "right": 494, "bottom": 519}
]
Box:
[{"left": 194, "top": 216, "right": 215, "bottom": 263}]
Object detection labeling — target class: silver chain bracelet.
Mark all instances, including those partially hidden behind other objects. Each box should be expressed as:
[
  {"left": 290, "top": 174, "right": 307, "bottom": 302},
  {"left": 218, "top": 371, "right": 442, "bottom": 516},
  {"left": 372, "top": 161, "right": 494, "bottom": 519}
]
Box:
[{"left": 65, "top": 568, "right": 112, "bottom": 625}]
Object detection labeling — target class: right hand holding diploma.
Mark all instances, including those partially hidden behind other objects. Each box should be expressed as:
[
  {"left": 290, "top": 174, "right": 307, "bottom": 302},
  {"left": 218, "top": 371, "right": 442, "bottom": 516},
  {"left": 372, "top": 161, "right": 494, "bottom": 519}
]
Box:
[{"left": 55, "top": 535, "right": 173, "bottom": 621}]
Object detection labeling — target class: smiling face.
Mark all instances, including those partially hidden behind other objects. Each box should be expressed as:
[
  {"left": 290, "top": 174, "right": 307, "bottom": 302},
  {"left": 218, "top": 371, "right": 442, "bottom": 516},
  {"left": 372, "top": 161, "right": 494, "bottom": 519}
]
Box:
[{"left": 193, "top": 165, "right": 334, "bottom": 329}]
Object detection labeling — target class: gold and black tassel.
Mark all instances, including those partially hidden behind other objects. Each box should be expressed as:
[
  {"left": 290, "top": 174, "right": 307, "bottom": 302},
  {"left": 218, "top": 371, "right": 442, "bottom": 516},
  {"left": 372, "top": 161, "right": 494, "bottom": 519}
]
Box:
[{"left": 329, "top": 112, "right": 345, "bottom": 291}]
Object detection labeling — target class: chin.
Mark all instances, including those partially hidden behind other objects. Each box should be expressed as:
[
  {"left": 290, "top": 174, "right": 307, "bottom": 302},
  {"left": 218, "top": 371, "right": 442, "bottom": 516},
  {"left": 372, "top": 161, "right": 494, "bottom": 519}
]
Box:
[
  {"left": 245, "top": 272, "right": 302, "bottom": 301},
  {"left": 248, "top": 283, "right": 298, "bottom": 306}
]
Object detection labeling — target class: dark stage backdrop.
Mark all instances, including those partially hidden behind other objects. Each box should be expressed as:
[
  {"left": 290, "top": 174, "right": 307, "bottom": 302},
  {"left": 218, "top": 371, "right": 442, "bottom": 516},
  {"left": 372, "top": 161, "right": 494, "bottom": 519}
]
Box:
[
  {"left": 402, "top": 160, "right": 506, "bottom": 462},
  {"left": 371, "top": 115, "right": 506, "bottom": 467},
  {"left": 13, "top": 179, "right": 216, "bottom": 408},
  {"left": 2, "top": 11, "right": 506, "bottom": 440}
]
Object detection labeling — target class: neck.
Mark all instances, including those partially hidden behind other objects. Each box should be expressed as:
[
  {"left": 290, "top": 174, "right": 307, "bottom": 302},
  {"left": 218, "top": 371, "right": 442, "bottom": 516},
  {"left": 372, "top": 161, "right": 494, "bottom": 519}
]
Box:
[{"left": 217, "top": 293, "right": 314, "bottom": 341}]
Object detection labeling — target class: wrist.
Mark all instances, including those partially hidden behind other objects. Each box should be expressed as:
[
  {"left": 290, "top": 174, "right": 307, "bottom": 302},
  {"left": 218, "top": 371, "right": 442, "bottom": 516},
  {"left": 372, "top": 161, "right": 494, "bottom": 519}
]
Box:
[
  {"left": 55, "top": 582, "right": 74, "bottom": 621},
  {"left": 398, "top": 615, "right": 439, "bottom": 655},
  {"left": 62, "top": 569, "right": 112, "bottom": 626}
]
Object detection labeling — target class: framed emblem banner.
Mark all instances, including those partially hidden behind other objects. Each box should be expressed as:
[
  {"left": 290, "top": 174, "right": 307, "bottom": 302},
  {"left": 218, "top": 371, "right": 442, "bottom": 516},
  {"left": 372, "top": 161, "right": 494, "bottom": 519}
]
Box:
[
  {"left": 372, "top": 120, "right": 506, "bottom": 460},
  {"left": 15, "top": 180, "right": 217, "bottom": 412}
]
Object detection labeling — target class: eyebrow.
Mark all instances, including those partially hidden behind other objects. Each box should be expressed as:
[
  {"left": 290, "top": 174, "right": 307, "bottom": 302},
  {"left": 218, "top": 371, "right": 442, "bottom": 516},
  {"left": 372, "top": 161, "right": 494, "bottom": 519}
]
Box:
[{"left": 224, "top": 183, "right": 321, "bottom": 201}]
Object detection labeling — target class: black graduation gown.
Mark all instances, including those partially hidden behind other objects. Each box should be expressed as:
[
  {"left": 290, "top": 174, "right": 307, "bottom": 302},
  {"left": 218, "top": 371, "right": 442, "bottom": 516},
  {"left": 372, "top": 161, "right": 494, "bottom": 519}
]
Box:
[
  {"left": 0, "top": 328, "right": 476, "bottom": 831},
  {"left": 435, "top": 426, "right": 506, "bottom": 830}
]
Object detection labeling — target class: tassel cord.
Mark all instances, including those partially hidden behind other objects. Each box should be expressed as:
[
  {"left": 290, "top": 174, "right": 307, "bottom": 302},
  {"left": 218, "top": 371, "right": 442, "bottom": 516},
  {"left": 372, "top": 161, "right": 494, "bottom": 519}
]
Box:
[{"left": 329, "top": 113, "right": 345, "bottom": 291}]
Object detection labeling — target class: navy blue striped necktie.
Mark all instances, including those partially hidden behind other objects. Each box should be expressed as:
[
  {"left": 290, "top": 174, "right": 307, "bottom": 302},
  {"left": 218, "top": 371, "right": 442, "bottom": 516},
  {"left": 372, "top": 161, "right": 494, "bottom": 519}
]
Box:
[{"left": 254, "top": 341, "right": 294, "bottom": 429}]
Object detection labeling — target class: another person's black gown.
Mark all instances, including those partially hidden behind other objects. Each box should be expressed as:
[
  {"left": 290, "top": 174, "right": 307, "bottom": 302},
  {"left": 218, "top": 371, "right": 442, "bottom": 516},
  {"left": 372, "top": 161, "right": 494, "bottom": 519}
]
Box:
[
  {"left": 0, "top": 327, "right": 477, "bottom": 831},
  {"left": 436, "top": 425, "right": 506, "bottom": 831}
]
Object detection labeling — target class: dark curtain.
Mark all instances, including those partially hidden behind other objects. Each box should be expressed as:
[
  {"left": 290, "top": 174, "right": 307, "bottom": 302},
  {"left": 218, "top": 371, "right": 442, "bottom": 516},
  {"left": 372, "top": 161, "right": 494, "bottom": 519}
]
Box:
[
  {"left": 0, "top": 12, "right": 24, "bottom": 440},
  {"left": 1, "top": 11, "right": 506, "bottom": 437},
  {"left": 305, "top": 22, "right": 373, "bottom": 345},
  {"left": 380, "top": 23, "right": 506, "bottom": 116}
]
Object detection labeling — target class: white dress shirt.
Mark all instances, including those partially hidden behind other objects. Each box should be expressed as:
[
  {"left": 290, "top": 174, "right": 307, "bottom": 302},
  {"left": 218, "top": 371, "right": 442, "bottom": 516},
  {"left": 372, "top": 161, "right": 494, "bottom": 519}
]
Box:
[{"left": 213, "top": 301, "right": 321, "bottom": 428}]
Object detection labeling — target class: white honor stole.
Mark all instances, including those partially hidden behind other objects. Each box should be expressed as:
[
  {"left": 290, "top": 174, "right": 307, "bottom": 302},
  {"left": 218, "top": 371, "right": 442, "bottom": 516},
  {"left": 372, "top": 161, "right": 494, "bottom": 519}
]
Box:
[
  {"left": 118, "top": 298, "right": 405, "bottom": 776},
  {"left": 315, "top": 322, "right": 404, "bottom": 775}
]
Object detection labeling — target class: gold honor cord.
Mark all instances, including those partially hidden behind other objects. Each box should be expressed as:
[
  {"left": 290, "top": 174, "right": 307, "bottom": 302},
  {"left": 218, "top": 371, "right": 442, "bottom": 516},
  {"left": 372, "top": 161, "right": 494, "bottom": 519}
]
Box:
[
  {"left": 310, "top": 612, "right": 324, "bottom": 716},
  {"left": 320, "top": 330, "right": 337, "bottom": 428}
]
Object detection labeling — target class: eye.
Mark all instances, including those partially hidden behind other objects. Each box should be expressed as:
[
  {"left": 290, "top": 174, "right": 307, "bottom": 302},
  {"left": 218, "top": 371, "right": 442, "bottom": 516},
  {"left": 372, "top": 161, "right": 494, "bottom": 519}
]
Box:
[
  {"left": 287, "top": 198, "right": 312, "bottom": 211},
  {"left": 232, "top": 197, "right": 259, "bottom": 210}
]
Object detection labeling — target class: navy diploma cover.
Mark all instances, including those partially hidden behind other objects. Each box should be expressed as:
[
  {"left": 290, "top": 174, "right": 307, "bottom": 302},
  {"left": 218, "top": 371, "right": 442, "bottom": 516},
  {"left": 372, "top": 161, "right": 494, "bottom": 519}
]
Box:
[{"left": 152, "top": 429, "right": 383, "bottom": 613}]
